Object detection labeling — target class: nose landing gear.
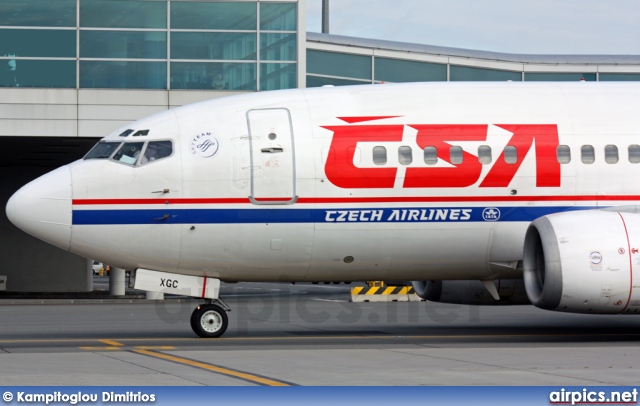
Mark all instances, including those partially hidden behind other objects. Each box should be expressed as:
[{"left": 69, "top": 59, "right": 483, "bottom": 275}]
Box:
[
  {"left": 190, "top": 299, "right": 231, "bottom": 338},
  {"left": 130, "top": 269, "right": 231, "bottom": 338}
]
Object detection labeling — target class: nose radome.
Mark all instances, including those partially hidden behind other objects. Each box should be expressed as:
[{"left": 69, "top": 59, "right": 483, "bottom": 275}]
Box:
[{"left": 6, "top": 165, "right": 72, "bottom": 251}]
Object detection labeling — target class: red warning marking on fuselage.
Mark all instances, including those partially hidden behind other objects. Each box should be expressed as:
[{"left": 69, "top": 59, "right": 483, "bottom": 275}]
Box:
[{"left": 337, "top": 116, "right": 401, "bottom": 124}]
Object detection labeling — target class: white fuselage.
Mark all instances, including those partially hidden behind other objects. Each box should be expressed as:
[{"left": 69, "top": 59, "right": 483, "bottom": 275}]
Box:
[{"left": 8, "top": 82, "right": 640, "bottom": 283}]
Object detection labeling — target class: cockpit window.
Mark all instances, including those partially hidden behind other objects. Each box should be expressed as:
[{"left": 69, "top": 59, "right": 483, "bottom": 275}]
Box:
[
  {"left": 84, "top": 141, "right": 122, "bottom": 159},
  {"left": 86, "top": 140, "right": 173, "bottom": 167},
  {"left": 112, "top": 142, "right": 145, "bottom": 166},
  {"left": 141, "top": 141, "right": 173, "bottom": 165}
]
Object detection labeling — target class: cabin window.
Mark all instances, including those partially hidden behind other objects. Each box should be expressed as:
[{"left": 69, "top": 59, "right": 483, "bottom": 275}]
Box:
[
  {"left": 504, "top": 146, "right": 517, "bottom": 164},
  {"left": 605, "top": 145, "right": 618, "bottom": 164},
  {"left": 478, "top": 145, "right": 492, "bottom": 164},
  {"left": 398, "top": 146, "right": 412, "bottom": 165},
  {"left": 372, "top": 146, "right": 387, "bottom": 165},
  {"left": 84, "top": 141, "right": 122, "bottom": 159},
  {"left": 112, "top": 142, "right": 145, "bottom": 166},
  {"left": 629, "top": 145, "right": 640, "bottom": 164},
  {"left": 423, "top": 146, "right": 437, "bottom": 165},
  {"left": 141, "top": 141, "right": 173, "bottom": 164},
  {"left": 321, "top": 147, "right": 334, "bottom": 164},
  {"left": 581, "top": 145, "right": 595, "bottom": 164},
  {"left": 556, "top": 145, "right": 571, "bottom": 164},
  {"left": 450, "top": 146, "right": 463, "bottom": 164}
]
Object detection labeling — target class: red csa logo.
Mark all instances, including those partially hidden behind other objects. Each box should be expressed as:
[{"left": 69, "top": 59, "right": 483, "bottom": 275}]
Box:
[{"left": 322, "top": 116, "right": 560, "bottom": 189}]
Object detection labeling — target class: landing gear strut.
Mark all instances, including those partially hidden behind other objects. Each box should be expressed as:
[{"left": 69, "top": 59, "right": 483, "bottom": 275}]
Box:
[
  {"left": 130, "top": 269, "right": 231, "bottom": 338},
  {"left": 190, "top": 299, "right": 230, "bottom": 338}
]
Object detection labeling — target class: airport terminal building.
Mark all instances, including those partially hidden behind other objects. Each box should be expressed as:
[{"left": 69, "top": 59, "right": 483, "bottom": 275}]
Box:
[{"left": 1, "top": 0, "right": 639, "bottom": 292}]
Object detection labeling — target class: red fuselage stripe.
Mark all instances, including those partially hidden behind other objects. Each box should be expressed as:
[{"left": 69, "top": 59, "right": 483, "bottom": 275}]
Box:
[{"left": 72, "top": 195, "right": 640, "bottom": 205}]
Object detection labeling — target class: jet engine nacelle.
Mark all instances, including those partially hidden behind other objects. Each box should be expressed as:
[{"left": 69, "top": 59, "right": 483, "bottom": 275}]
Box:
[
  {"left": 411, "top": 279, "right": 530, "bottom": 305},
  {"left": 523, "top": 210, "right": 640, "bottom": 314}
]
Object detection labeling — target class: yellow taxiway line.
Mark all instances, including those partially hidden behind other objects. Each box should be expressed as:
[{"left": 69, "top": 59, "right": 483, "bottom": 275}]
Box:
[
  {"left": 99, "top": 339, "right": 125, "bottom": 347},
  {"left": 73, "top": 339, "right": 290, "bottom": 386},
  {"left": 134, "top": 349, "right": 291, "bottom": 386}
]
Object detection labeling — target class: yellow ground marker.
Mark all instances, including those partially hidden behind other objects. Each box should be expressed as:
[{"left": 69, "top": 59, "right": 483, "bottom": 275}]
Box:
[
  {"left": 79, "top": 339, "right": 125, "bottom": 351},
  {"left": 134, "top": 349, "right": 291, "bottom": 386},
  {"left": 99, "top": 339, "right": 125, "bottom": 347}
]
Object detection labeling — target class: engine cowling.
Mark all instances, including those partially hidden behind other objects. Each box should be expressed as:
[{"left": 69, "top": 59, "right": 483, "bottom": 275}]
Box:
[
  {"left": 523, "top": 210, "right": 640, "bottom": 314},
  {"left": 411, "top": 279, "right": 530, "bottom": 305}
]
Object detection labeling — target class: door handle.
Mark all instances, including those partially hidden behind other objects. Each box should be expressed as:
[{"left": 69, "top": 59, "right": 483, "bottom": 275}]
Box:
[{"left": 261, "top": 147, "right": 283, "bottom": 153}]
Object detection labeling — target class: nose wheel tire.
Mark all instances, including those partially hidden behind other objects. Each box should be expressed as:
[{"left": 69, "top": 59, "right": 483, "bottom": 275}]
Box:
[{"left": 190, "top": 304, "right": 228, "bottom": 338}]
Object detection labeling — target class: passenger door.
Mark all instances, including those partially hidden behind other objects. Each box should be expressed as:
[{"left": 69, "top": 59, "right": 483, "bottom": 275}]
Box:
[{"left": 246, "top": 108, "right": 297, "bottom": 204}]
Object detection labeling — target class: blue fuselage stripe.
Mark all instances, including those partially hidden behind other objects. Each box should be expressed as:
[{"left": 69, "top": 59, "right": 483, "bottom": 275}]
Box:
[{"left": 72, "top": 206, "right": 597, "bottom": 225}]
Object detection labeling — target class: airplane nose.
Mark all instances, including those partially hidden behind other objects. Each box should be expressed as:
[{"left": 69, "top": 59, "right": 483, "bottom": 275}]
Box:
[{"left": 6, "top": 165, "right": 72, "bottom": 251}]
